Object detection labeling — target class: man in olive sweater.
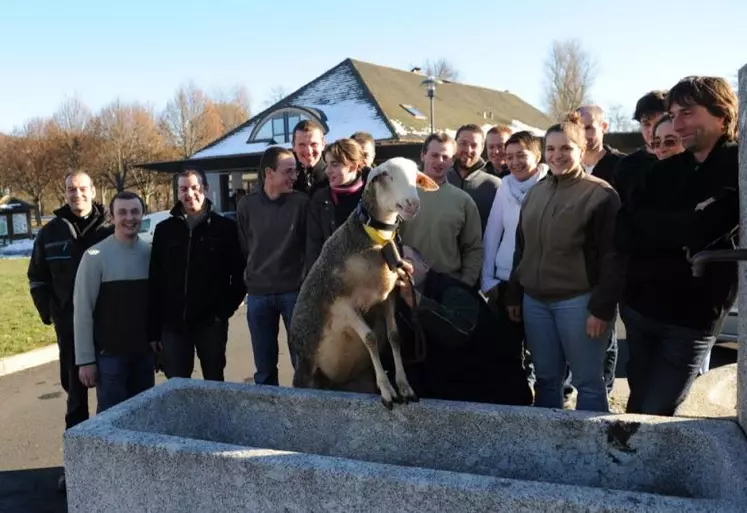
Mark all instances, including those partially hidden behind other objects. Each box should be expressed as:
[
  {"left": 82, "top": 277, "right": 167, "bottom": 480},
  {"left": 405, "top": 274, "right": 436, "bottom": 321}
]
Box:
[
  {"left": 74, "top": 192, "right": 154, "bottom": 414},
  {"left": 400, "top": 132, "right": 483, "bottom": 288}
]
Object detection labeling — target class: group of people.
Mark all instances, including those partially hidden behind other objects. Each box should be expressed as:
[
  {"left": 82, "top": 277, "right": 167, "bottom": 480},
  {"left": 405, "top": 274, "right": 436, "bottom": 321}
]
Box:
[{"left": 28, "top": 73, "right": 739, "bottom": 491}]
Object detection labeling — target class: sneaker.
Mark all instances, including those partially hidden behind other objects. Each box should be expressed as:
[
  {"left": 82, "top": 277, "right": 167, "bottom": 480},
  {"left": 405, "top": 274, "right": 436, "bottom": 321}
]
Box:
[{"left": 57, "top": 473, "right": 66, "bottom": 494}]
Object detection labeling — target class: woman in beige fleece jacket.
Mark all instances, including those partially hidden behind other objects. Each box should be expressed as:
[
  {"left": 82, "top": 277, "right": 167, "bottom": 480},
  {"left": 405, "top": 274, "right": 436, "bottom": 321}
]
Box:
[{"left": 506, "top": 113, "right": 625, "bottom": 413}]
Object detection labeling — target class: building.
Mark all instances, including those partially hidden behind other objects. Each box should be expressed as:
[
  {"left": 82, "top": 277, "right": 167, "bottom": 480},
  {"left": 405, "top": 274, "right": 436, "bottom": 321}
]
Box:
[
  {"left": 0, "top": 195, "right": 35, "bottom": 243},
  {"left": 140, "top": 58, "right": 556, "bottom": 212}
]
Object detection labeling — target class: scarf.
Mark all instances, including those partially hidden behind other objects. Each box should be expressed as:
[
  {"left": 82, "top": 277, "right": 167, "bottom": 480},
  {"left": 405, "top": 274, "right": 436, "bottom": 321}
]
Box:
[
  {"left": 330, "top": 177, "right": 364, "bottom": 204},
  {"left": 504, "top": 164, "right": 548, "bottom": 205}
]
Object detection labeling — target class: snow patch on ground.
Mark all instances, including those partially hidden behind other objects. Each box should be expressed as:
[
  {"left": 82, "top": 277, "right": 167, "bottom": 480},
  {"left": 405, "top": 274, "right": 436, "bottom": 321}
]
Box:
[{"left": 0, "top": 238, "right": 34, "bottom": 258}]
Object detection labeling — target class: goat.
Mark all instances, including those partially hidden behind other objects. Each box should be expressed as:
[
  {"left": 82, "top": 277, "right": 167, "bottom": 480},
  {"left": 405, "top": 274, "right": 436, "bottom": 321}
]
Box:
[{"left": 290, "top": 157, "right": 439, "bottom": 408}]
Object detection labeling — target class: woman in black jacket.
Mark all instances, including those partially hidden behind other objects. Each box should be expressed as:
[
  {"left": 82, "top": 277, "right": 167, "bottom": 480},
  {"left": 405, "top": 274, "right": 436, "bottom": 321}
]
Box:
[{"left": 305, "top": 138, "right": 367, "bottom": 270}]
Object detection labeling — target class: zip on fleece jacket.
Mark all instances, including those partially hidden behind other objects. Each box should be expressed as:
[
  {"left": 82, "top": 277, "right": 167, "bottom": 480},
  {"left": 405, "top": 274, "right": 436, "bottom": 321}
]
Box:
[{"left": 505, "top": 167, "right": 626, "bottom": 322}]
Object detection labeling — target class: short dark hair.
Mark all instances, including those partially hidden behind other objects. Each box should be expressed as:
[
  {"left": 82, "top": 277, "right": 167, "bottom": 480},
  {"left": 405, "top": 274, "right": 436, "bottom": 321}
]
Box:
[
  {"left": 260, "top": 146, "right": 295, "bottom": 179},
  {"left": 505, "top": 130, "right": 542, "bottom": 159},
  {"left": 108, "top": 191, "right": 145, "bottom": 216},
  {"left": 421, "top": 132, "right": 455, "bottom": 155},
  {"left": 666, "top": 76, "right": 738, "bottom": 140},
  {"left": 455, "top": 124, "right": 485, "bottom": 141},
  {"left": 291, "top": 119, "right": 324, "bottom": 144},
  {"left": 178, "top": 166, "right": 208, "bottom": 188},
  {"left": 633, "top": 90, "right": 668, "bottom": 122},
  {"left": 350, "top": 131, "right": 375, "bottom": 147}
]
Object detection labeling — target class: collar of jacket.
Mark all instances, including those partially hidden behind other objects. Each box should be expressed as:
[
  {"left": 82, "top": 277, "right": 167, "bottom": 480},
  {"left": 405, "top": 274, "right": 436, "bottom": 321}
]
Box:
[
  {"left": 547, "top": 166, "right": 585, "bottom": 186},
  {"left": 453, "top": 158, "right": 487, "bottom": 180},
  {"left": 171, "top": 198, "right": 214, "bottom": 223}
]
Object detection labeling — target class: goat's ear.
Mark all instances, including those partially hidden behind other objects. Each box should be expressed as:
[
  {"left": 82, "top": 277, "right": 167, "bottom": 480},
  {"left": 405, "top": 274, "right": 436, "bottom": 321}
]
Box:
[{"left": 416, "top": 171, "right": 439, "bottom": 191}]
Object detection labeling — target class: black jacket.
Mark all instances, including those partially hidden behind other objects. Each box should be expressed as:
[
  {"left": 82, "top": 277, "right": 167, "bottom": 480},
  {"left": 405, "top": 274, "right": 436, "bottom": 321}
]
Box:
[
  {"left": 27, "top": 203, "right": 112, "bottom": 331},
  {"left": 147, "top": 201, "right": 246, "bottom": 339},
  {"left": 613, "top": 147, "right": 658, "bottom": 206},
  {"left": 589, "top": 144, "right": 626, "bottom": 186},
  {"left": 292, "top": 158, "right": 328, "bottom": 197},
  {"left": 615, "top": 137, "right": 739, "bottom": 331},
  {"left": 305, "top": 183, "right": 364, "bottom": 270},
  {"left": 390, "top": 271, "right": 532, "bottom": 406}
]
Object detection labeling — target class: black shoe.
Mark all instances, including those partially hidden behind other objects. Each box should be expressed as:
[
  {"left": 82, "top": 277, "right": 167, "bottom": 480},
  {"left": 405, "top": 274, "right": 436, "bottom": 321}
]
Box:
[{"left": 57, "top": 473, "right": 66, "bottom": 494}]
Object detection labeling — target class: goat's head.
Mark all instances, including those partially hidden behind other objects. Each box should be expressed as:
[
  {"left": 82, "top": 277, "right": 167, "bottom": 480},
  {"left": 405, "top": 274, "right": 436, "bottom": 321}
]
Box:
[{"left": 364, "top": 157, "right": 439, "bottom": 221}]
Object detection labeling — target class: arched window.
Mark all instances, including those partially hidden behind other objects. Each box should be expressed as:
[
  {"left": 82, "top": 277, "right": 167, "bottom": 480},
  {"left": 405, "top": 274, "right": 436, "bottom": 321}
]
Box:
[{"left": 249, "top": 107, "right": 328, "bottom": 143}]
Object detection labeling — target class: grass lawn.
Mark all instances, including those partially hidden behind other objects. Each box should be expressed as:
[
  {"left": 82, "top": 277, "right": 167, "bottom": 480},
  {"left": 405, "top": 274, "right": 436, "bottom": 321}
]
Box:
[{"left": 0, "top": 258, "right": 57, "bottom": 357}]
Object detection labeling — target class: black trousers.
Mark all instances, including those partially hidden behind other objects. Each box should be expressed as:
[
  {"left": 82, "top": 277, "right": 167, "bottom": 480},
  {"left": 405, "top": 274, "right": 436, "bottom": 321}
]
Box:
[
  {"left": 160, "top": 319, "right": 229, "bottom": 381},
  {"left": 55, "top": 325, "right": 90, "bottom": 430}
]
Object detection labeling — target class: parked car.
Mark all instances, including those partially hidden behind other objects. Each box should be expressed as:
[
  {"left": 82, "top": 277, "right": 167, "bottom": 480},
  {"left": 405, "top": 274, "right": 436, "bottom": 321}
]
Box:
[
  {"left": 718, "top": 305, "right": 739, "bottom": 344},
  {"left": 138, "top": 210, "right": 170, "bottom": 244}
]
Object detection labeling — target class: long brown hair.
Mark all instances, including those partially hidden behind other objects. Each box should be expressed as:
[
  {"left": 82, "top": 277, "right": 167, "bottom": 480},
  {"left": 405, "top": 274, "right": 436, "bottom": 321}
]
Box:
[{"left": 325, "top": 138, "right": 365, "bottom": 169}]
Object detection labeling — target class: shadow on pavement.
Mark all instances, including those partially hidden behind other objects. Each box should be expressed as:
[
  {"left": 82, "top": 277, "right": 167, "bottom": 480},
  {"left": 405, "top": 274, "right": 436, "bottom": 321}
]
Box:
[{"left": 0, "top": 467, "right": 67, "bottom": 513}]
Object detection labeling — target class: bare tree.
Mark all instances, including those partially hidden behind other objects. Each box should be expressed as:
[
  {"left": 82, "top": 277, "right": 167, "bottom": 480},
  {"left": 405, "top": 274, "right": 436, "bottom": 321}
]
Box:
[
  {"left": 543, "top": 39, "right": 597, "bottom": 120},
  {"left": 0, "top": 119, "right": 62, "bottom": 223},
  {"left": 159, "top": 82, "right": 223, "bottom": 159},
  {"left": 213, "top": 85, "right": 251, "bottom": 133},
  {"left": 91, "top": 100, "right": 166, "bottom": 194},
  {"left": 264, "top": 86, "right": 288, "bottom": 107},
  {"left": 606, "top": 103, "right": 637, "bottom": 132},
  {"left": 422, "top": 58, "right": 460, "bottom": 81}
]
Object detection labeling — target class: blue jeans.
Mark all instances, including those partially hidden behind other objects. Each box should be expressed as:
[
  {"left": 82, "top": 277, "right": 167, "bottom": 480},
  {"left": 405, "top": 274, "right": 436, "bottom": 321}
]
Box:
[
  {"left": 563, "top": 311, "right": 618, "bottom": 398},
  {"left": 246, "top": 291, "right": 298, "bottom": 386},
  {"left": 96, "top": 352, "right": 155, "bottom": 414},
  {"left": 523, "top": 293, "right": 610, "bottom": 412},
  {"left": 621, "top": 306, "right": 716, "bottom": 416}
]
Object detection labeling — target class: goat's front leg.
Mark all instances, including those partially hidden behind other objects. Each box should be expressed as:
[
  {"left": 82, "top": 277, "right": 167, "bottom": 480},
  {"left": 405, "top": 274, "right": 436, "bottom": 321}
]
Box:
[
  {"left": 384, "top": 295, "right": 418, "bottom": 404},
  {"left": 340, "top": 300, "right": 399, "bottom": 409}
]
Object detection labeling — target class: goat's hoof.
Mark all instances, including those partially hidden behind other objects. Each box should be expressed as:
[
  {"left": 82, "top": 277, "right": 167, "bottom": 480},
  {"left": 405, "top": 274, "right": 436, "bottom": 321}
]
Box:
[{"left": 381, "top": 397, "right": 394, "bottom": 410}]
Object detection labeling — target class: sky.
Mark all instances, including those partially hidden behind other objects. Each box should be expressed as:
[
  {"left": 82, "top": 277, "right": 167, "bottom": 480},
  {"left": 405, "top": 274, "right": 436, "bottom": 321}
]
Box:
[{"left": 1, "top": 0, "right": 745, "bottom": 133}]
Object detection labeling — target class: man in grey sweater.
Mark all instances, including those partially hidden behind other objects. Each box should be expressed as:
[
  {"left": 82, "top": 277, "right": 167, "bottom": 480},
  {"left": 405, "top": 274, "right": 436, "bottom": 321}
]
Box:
[
  {"left": 237, "top": 146, "right": 309, "bottom": 386},
  {"left": 447, "top": 124, "right": 502, "bottom": 234},
  {"left": 74, "top": 191, "right": 154, "bottom": 413}
]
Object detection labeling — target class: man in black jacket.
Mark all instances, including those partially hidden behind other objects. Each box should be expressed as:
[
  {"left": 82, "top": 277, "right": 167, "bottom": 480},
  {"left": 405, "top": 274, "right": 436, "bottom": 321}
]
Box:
[
  {"left": 148, "top": 167, "right": 246, "bottom": 382},
  {"left": 291, "top": 119, "right": 328, "bottom": 197},
  {"left": 613, "top": 90, "right": 668, "bottom": 206},
  {"left": 616, "top": 76, "right": 739, "bottom": 416},
  {"left": 27, "top": 170, "right": 112, "bottom": 491},
  {"left": 390, "top": 246, "right": 532, "bottom": 406}
]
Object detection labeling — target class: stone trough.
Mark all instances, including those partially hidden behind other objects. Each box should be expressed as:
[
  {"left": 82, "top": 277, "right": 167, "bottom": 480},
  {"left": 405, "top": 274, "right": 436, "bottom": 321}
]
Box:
[{"left": 64, "top": 378, "right": 747, "bottom": 512}]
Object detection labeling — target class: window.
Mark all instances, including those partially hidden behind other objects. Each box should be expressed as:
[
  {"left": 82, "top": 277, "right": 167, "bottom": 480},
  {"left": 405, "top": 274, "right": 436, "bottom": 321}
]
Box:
[
  {"left": 250, "top": 109, "right": 315, "bottom": 143},
  {"left": 138, "top": 219, "right": 151, "bottom": 233},
  {"left": 400, "top": 104, "right": 427, "bottom": 119}
]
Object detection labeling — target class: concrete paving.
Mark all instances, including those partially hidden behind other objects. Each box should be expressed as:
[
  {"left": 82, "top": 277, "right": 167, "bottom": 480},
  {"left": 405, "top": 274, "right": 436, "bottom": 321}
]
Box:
[{"left": 0, "top": 307, "right": 736, "bottom": 513}]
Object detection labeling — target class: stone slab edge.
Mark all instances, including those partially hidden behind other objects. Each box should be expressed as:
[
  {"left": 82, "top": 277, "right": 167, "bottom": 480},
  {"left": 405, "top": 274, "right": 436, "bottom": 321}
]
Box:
[
  {"left": 739, "top": 62, "right": 747, "bottom": 435},
  {"left": 0, "top": 343, "right": 58, "bottom": 377}
]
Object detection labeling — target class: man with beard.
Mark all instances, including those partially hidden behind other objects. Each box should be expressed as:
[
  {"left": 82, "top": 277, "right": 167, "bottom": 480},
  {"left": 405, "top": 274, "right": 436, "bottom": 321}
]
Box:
[
  {"left": 400, "top": 132, "right": 483, "bottom": 287},
  {"left": 27, "top": 170, "right": 112, "bottom": 492},
  {"left": 447, "top": 124, "right": 502, "bottom": 234},
  {"left": 616, "top": 76, "right": 739, "bottom": 416},
  {"left": 291, "top": 119, "right": 327, "bottom": 197},
  {"left": 485, "top": 124, "right": 513, "bottom": 178},
  {"left": 237, "top": 147, "right": 309, "bottom": 386}
]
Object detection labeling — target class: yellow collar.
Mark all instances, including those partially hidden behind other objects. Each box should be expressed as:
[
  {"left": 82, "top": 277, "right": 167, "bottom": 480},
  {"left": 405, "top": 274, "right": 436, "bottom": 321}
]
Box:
[{"left": 363, "top": 224, "right": 396, "bottom": 245}]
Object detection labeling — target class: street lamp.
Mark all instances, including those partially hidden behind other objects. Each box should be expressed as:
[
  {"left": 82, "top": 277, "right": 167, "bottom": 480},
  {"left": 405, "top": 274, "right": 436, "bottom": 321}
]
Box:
[{"left": 420, "top": 75, "right": 442, "bottom": 134}]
